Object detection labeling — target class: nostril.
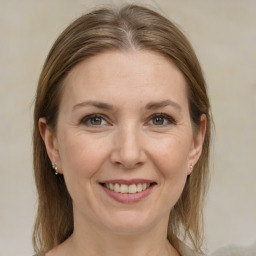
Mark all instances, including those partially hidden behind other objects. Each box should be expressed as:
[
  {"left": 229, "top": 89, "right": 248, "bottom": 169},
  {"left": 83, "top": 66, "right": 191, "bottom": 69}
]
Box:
[
  {"left": 112, "top": 160, "right": 143, "bottom": 169},
  {"left": 123, "top": 162, "right": 143, "bottom": 169},
  {"left": 109, "top": 139, "right": 147, "bottom": 169}
]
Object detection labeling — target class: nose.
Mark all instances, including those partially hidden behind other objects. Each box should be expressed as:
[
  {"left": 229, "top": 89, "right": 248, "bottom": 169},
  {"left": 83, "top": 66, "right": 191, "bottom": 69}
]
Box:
[{"left": 110, "top": 125, "right": 147, "bottom": 169}]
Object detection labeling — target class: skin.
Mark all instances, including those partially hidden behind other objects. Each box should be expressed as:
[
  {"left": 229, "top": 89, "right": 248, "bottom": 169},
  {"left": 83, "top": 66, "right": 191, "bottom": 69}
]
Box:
[{"left": 39, "top": 50, "right": 206, "bottom": 256}]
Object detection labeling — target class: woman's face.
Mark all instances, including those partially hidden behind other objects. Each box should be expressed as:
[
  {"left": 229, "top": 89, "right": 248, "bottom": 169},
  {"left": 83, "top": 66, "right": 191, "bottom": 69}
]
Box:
[{"left": 41, "top": 50, "right": 205, "bottom": 234}]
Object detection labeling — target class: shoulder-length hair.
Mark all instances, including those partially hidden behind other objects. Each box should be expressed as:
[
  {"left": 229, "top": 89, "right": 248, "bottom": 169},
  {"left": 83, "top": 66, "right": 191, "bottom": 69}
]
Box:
[{"left": 33, "top": 4, "right": 211, "bottom": 255}]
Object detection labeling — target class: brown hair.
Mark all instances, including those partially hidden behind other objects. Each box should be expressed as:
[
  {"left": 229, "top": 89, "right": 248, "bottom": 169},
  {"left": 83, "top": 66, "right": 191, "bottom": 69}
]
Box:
[{"left": 33, "top": 4, "right": 211, "bottom": 254}]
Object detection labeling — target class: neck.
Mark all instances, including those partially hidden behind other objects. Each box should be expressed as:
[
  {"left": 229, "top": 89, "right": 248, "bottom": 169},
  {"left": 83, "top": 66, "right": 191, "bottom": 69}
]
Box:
[
  {"left": 68, "top": 231, "right": 176, "bottom": 256},
  {"left": 61, "top": 214, "right": 179, "bottom": 256}
]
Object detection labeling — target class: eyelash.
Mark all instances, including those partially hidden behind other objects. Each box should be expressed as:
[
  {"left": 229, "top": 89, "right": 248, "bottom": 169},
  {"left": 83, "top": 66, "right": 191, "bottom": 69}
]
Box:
[
  {"left": 80, "top": 114, "right": 109, "bottom": 127},
  {"left": 80, "top": 113, "right": 176, "bottom": 128},
  {"left": 147, "top": 113, "right": 177, "bottom": 127}
]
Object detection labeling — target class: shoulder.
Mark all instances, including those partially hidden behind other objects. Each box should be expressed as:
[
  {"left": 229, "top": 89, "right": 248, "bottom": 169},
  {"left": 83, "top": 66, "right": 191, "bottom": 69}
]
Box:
[
  {"left": 210, "top": 241, "right": 256, "bottom": 256},
  {"left": 178, "top": 240, "right": 202, "bottom": 256}
]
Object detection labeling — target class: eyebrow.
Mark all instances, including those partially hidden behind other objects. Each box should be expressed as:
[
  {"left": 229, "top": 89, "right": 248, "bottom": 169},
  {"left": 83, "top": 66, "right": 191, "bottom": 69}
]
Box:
[
  {"left": 72, "top": 99, "right": 181, "bottom": 111},
  {"left": 145, "top": 99, "right": 181, "bottom": 111},
  {"left": 72, "top": 100, "right": 114, "bottom": 111}
]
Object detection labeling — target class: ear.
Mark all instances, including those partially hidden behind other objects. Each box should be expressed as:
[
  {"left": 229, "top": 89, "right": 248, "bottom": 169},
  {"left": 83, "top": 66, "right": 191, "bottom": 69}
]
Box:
[
  {"left": 38, "top": 118, "right": 63, "bottom": 174},
  {"left": 187, "top": 114, "right": 207, "bottom": 175}
]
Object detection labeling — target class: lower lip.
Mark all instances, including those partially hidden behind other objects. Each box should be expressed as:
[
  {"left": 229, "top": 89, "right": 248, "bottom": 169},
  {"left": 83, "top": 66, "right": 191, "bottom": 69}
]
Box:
[{"left": 101, "top": 185, "right": 155, "bottom": 203}]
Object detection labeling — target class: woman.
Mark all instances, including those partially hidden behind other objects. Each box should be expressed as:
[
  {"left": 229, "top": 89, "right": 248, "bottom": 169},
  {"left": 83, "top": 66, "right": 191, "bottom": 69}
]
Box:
[{"left": 33, "top": 4, "right": 211, "bottom": 256}]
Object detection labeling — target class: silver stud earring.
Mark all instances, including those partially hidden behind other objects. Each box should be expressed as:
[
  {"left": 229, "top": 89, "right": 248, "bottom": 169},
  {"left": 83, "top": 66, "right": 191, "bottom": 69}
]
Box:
[{"left": 52, "top": 163, "right": 58, "bottom": 175}]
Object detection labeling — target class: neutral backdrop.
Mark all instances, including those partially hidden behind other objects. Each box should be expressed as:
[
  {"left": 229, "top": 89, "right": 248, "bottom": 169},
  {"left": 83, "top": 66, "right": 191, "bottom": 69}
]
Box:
[{"left": 1, "top": 0, "right": 255, "bottom": 255}]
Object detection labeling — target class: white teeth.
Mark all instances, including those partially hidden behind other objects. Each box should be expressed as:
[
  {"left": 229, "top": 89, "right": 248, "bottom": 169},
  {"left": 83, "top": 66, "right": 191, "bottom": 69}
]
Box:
[
  {"left": 137, "top": 183, "right": 142, "bottom": 192},
  {"left": 114, "top": 183, "right": 120, "bottom": 193},
  {"left": 128, "top": 184, "right": 137, "bottom": 194},
  {"left": 120, "top": 184, "right": 129, "bottom": 193},
  {"left": 105, "top": 183, "right": 151, "bottom": 194}
]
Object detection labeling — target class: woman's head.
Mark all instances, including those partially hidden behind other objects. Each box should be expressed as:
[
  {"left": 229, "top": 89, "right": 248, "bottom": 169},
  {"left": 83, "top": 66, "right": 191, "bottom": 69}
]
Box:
[{"left": 33, "top": 4, "right": 211, "bottom": 254}]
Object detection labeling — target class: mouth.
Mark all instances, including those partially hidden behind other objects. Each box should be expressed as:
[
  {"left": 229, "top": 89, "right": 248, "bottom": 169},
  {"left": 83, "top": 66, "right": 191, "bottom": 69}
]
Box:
[
  {"left": 99, "top": 180, "right": 156, "bottom": 203},
  {"left": 99, "top": 180, "right": 157, "bottom": 203},
  {"left": 99, "top": 179, "right": 157, "bottom": 194},
  {"left": 101, "top": 182, "right": 155, "bottom": 194}
]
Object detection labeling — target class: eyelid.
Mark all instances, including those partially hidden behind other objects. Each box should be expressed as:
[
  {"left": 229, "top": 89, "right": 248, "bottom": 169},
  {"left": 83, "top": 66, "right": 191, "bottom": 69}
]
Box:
[
  {"left": 80, "top": 113, "right": 110, "bottom": 127},
  {"left": 79, "top": 112, "right": 176, "bottom": 128},
  {"left": 146, "top": 113, "right": 177, "bottom": 126}
]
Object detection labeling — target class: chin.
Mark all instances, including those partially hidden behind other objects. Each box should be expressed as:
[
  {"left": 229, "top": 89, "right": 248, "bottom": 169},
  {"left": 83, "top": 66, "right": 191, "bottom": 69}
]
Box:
[{"left": 99, "top": 209, "right": 165, "bottom": 235}]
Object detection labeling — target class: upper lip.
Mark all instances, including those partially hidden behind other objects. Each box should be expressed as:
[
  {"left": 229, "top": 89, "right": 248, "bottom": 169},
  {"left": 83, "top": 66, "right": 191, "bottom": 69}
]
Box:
[{"left": 99, "top": 179, "right": 156, "bottom": 185}]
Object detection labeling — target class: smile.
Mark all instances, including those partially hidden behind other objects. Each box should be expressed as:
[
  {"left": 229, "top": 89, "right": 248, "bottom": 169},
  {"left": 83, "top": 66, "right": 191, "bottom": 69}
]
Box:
[
  {"left": 103, "top": 183, "right": 151, "bottom": 194},
  {"left": 100, "top": 180, "right": 156, "bottom": 203}
]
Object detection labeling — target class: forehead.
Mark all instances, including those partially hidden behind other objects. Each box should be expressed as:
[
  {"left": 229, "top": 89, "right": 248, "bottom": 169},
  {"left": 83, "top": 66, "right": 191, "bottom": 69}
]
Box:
[{"left": 61, "top": 50, "right": 188, "bottom": 109}]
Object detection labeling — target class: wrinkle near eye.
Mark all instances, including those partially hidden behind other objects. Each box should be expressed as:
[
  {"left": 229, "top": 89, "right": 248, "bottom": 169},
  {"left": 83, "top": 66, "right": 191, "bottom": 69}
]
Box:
[
  {"left": 146, "top": 113, "right": 177, "bottom": 127},
  {"left": 81, "top": 114, "right": 109, "bottom": 127}
]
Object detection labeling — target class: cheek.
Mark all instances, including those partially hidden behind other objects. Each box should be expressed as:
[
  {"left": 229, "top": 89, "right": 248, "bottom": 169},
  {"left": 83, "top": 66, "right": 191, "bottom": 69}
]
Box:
[
  {"left": 145, "top": 136, "right": 191, "bottom": 212},
  {"left": 149, "top": 135, "right": 191, "bottom": 196},
  {"left": 159, "top": 141, "right": 189, "bottom": 198},
  {"left": 149, "top": 135, "right": 191, "bottom": 176},
  {"left": 58, "top": 132, "right": 108, "bottom": 179},
  {"left": 57, "top": 132, "right": 110, "bottom": 208}
]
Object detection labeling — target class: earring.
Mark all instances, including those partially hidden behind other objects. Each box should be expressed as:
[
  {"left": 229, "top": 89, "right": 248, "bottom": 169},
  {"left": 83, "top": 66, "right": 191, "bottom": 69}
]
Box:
[
  {"left": 52, "top": 163, "right": 58, "bottom": 175},
  {"left": 190, "top": 163, "right": 193, "bottom": 171}
]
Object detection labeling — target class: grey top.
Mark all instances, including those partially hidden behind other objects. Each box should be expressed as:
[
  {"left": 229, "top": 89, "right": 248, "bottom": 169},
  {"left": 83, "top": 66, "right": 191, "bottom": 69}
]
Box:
[{"left": 210, "top": 241, "right": 256, "bottom": 256}]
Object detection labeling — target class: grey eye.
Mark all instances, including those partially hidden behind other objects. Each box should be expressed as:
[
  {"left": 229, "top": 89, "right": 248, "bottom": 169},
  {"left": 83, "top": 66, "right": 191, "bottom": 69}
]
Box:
[
  {"left": 152, "top": 116, "right": 165, "bottom": 125},
  {"left": 81, "top": 114, "right": 108, "bottom": 127},
  {"left": 148, "top": 113, "right": 176, "bottom": 126},
  {"left": 90, "top": 116, "right": 103, "bottom": 125}
]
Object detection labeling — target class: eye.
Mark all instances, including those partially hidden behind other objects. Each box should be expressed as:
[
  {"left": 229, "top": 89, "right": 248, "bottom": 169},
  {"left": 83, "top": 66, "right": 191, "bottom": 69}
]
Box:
[
  {"left": 81, "top": 114, "right": 108, "bottom": 127},
  {"left": 148, "top": 113, "right": 176, "bottom": 126}
]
